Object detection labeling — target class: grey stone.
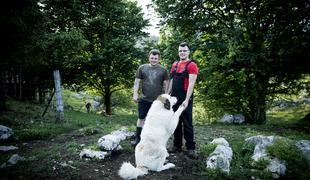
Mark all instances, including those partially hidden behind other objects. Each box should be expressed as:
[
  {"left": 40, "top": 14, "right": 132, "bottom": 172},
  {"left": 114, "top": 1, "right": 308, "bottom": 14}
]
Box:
[{"left": 0, "top": 125, "right": 13, "bottom": 140}]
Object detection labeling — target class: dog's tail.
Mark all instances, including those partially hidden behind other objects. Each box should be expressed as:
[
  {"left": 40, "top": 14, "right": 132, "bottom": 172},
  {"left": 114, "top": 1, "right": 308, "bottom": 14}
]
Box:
[{"left": 118, "top": 162, "right": 147, "bottom": 179}]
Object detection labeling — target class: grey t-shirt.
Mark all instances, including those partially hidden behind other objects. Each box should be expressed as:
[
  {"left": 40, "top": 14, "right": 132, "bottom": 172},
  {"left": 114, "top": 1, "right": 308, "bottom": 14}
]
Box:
[{"left": 136, "top": 64, "right": 169, "bottom": 102}]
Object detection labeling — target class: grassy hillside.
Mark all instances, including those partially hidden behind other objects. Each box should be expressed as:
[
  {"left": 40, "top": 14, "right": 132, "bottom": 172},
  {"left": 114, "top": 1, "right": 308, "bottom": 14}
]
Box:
[{"left": 0, "top": 90, "right": 309, "bottom": 179}]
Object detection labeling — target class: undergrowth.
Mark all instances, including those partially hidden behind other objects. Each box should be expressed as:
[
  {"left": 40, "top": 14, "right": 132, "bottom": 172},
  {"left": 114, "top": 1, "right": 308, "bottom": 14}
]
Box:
[{"left": 0, "top": 89, "right": 309, "bottom": 179}]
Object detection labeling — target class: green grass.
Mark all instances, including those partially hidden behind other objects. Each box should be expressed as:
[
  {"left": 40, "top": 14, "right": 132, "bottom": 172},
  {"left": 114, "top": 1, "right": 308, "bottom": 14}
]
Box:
[
  {"left": 1, "top": 89, "right": 309, "bottom": 179},
  {"left": 0, "top": 93, "right": 137, "bottom": 178},
  {"left": 193, "top": 103, "right": 310, "bottom": 180},
  {"left": 62, "top": 89, "right": 90, "bottom": 112},
  {"left": 267, "top": 139, "right": 310, "bottom": 179},
  {"left": 0, "top": 94, "right": 137, "bottom": 142},
  {"left": 267, "top": 104, "right": 310, "bottom": 123}
]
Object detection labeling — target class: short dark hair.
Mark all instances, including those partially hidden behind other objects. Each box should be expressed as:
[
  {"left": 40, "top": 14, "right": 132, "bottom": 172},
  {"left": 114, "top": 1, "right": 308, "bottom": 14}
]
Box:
[
  {"left": 149, "top": 49, "right": 160, "bottom": 57},
  {"left": 179, "top": 42, "right": 190, "bottom": 50}
]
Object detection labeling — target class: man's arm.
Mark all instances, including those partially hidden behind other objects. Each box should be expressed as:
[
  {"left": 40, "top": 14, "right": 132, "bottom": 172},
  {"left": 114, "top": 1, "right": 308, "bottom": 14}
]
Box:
[
  {"left": 167, "top": 79, "right": 173, "bottom": 94},
  {"left": 164, "top": 80, "right": 170, "bottom": 94},
  {"left": 133, "top": 78, "right": 141, "bottom": 102},
  {"left": 182, "top": 74, "right": 197, "bottom": 108}
]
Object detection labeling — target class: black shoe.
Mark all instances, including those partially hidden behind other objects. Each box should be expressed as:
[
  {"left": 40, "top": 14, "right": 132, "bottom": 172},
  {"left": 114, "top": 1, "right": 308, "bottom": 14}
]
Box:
[
  {"left": 131, "top": 127, "right": 142, "bottom": 148},
  {"left": 186, "top": 150, "right": 198, "bottom": 159},
  {"left": 168, "top": 146, "right": 182, "bottom": 153},
  {"left": 131, "top": 139, "right": 139, "bottom": 148}
]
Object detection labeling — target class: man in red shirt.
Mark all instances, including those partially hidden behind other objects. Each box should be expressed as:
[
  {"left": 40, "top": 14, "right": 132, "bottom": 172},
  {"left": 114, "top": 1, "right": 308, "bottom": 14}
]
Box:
[{"left": 168, "top": 42, "right": 199, "bottom": 159}]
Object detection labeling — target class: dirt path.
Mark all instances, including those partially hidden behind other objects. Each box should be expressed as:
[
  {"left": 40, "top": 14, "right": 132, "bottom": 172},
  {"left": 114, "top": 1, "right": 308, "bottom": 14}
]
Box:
[
  {"left": 84, "top": 150, "right": 203, "bottom": 180},
  {"left": 1, "top": 130, "right": 204, "bottom": 180}
]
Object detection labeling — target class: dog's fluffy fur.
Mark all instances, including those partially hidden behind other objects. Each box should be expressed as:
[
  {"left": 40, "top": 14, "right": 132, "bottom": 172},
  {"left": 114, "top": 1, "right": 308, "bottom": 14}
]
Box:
[{"left": 118, "top": 94, "right": 185, "bottom": 179}]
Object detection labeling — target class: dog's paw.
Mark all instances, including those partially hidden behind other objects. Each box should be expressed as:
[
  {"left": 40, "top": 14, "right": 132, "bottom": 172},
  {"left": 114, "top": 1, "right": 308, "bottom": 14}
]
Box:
[
  {"left": 165, "top": 163, "right": 175, "bottom": 169},
  {"left": 157, "top": 163, "right": 176, "bottom": 172}
]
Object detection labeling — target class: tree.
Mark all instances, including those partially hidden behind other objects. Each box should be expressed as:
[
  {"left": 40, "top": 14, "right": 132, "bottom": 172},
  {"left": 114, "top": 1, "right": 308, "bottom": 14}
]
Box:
[
  {"left": 77, "top": 0, "right": 148, "bottom": 115},
  {"left": 1, "top": 0, "right": 148, "bottom": 117},
  {"left": 153, "top": 0, "right": 310, "bottom": 124},
  {"left": 37, "top": 0, "right": 90, "bottom": 121},
  {"left": 0, "top": 0, "right": 49, "bottom": 107}
]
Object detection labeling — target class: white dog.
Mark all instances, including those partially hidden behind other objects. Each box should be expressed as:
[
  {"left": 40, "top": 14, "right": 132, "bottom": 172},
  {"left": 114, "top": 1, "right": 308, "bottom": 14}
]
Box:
[{"left": 118, "top": 94, "right": 185, "bottom": 179}]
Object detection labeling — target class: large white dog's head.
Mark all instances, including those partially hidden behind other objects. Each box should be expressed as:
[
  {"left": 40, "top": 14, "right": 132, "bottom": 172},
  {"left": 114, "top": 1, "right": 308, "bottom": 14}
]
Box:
[{"left": 156, "top": 94, "right": 177, "bottom": 110}]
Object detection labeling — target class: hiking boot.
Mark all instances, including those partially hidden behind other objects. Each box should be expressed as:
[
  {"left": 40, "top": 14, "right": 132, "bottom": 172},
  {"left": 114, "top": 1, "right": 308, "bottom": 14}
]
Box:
[
  {"left": 131, "top": 127, "right": 142, "bottom": 148},
  {"left": 130, "top": 139, "right": 140, "bottom": 148},
  {"left": 168, "top": 146, "right": 182, "bottom": 153},
  {"left": 186, "top": 150, "right": 198, "bottom": 159}
]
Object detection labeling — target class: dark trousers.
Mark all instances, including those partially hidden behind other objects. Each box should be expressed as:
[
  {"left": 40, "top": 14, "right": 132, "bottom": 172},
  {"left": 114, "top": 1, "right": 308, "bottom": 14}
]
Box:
[{"left": 173, "top": 99, "right": 195, "bottom": 150}]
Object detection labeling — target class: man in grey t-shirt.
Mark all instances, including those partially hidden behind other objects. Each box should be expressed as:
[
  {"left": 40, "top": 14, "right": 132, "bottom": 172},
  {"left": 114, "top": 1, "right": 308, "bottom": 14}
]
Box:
[{"left": 132, "top": 49, "right": 169, "bottom": 147}]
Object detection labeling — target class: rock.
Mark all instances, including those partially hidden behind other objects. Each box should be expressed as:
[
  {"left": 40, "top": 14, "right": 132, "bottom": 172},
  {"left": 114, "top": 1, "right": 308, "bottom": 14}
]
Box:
[
  {"left": 218, "top": 114, "right": 245, "bottom": 124},
  {"left": 245, "top": 135, "right": 276, "bottom": 161},
  {"left": 206, "top": 138, "right": 233, "bottom": 173},
  {"left": 295, "top": 140, "right": 310, "bottom": 161},
  {"left": 233, "top": 114, "right": 245, "bottom": 124},
  {"left": 0, "top": 154, "right": 25, "bottom": 168},
  {"left": 79, "top": 149, "right": 108, "bottom": 160},
  {"left": 266, "top": 158, "right": 286, "bottom": 179},
  {"left": 218, "top": 114, "right": 234, "bottom": 123},
  {"left": 0, "top": 145, "right": 18, "bottom": 152},
  {"left": 0, "top": 125, "right": 13, "bottom": 140},
  {"left": 211, "top": 138, "right": 230, "bottom": 147},
  {"left": 245, "top": 135, "right": 287, "bottom": 178},
  {"left": 97, "top": 127, "right": 134, "bottom": 151}
]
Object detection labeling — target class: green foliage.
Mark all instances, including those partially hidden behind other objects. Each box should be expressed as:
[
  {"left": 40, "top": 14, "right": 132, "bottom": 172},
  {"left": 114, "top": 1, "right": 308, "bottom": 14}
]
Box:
[
  {"left": 65, "top": 108, "right": 97, "bottom": 122},
  {"left": 1, "top": 0, "right": 149, "bottom": 114},
  {"left": 41, "top": 29, "right": 89, "bottom": 66},
  {"left": 62, "top": 89, "right": 91, "bottom": 112},
  {"left": 30, "top": 144, "right": 63, "bottom": 161},
  {"left": 268, "top": 104, "right": 310, "bottom": 123},
  {"left": 194, "top": 92, "right": 224, "bottom": 125},
  {"left": 200, "top": 168, "right": 229, "bottom": 180},
  {"left": 1, "top": 89, "right": 310, "bottom": 179},
  {"left": 266, "top": 104, "right": 310, "bottom": 139},
  {"left": 112, "top": 89, "right": 136, "bottom": 113},
  {"left": 196, "top": 119, "right": 310, "bottom": 180},
  {"left": 120, "top": 139, "right": 135, "bottom": 153},
  {"left": 199, "top": 143, "right": 217, "bottom": 156},
  {"left": 154, "top": 0, "right": 310, "bottom": 124},
  {"left": 1, "top": 0, "right": 47, "bottom": 65},
  {"left": 253, "top": 158, "right": 270, "bottom": 171},
  {"left": 229, "top": 141, "right": 272, "bottom": 179},
  {"left": 66, "top": 142, "right": 81, "bottom": 154},
  {"left": 74, "top": 0, "right": 148, "bottom": 115},
  {"left": 198, "top": 140, "right": 272, "bottom": 179},
  {"left": 80, "top": 127, "right": 99, "bottom": 136},
  {"left": 87, "top": 143, "right": 101, "bottom": 151},
  {"left": 267, "top": 139, "right": 310, "bottom": 179},
  {"left": 0, "top": 91, "right": 139, "bottom": 159}
]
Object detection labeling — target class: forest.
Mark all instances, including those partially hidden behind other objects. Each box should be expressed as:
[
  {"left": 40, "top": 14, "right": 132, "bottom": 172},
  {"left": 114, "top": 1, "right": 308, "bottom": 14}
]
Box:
[{"left": 1, "top": 0, "right": 310, "bottom": 179}]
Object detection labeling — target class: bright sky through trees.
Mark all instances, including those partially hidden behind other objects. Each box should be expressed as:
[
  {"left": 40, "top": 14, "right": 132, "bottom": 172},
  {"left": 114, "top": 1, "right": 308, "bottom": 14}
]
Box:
[{"left": 136, "top": 0, "right": 160, "bottom": 37}]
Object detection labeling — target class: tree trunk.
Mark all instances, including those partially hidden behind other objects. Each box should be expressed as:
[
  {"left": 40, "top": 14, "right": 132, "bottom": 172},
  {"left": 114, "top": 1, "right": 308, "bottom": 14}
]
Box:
[
  {"left": 104, "top": 92, "right": 111, "bottom": 115},
  {"left": 0, "top": 69, "right": 6, "bottom": 111},
  {"left": 18, "top": 66, "right": 22, "bottom": 101},
  {"left": 247, "top": 94, "right": 266, "bottom": 124},
  {"left": 42, "top": 89, "right": 55, "bottom": 117},
  {"left": 53, "top": 70, "right": 64, "bottom": 122},
  {"left": 252, "top": 105, "right": 266, "bottom": 124},
  {"left": 14, "top": 74, "right": 17, "bottom": 98},
  {"left": 39, "top": 88, "right": 43, "bottom": 104},
  {"left": 104, "top": 86, "right": 111, "bottom": 115}
]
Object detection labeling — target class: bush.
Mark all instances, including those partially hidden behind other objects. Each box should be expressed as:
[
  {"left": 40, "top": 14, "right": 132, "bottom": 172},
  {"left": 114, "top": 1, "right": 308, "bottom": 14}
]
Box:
[
  {"left": 267, "top": 139, "right": 310, "bottom": 179},
  {"left": 199, "top": 143, "right": 217, "bottom": 157}
]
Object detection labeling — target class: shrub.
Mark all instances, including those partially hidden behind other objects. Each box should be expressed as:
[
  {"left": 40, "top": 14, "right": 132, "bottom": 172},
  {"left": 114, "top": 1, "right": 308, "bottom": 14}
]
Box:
[{"left": 267, "top": 139, "right": 310, "bottom": 179}]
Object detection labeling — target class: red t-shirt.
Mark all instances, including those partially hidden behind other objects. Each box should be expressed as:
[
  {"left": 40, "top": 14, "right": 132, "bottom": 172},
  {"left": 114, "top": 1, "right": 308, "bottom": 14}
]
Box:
[{"left": 170, "top": 60, "right": 199, "bottom": 91}]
